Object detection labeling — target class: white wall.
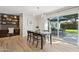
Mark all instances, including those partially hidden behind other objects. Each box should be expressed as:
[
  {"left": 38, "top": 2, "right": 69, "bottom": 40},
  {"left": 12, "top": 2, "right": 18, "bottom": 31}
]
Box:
[
  {"left": 27, "top": 16, "right": 37, "bottom": 31},
  {"left": 20, "top": 13, "right": 37, "bottom": 37},
  {"left": 20, "top": 13, "right": 28, "bottom": 37},
  {"left": 35, "top": 14, "right": 48, "bottom": 31}
]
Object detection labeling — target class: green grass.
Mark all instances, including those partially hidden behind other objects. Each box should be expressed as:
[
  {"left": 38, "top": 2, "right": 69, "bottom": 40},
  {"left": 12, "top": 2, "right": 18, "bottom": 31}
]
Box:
[{"left": 65, "top": 29, "right": 78, "bottom": 33}]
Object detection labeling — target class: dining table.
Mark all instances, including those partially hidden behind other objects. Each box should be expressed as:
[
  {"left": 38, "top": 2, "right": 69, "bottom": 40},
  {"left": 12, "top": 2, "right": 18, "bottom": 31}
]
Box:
[
  {"left": 27, "top": 31, "right": 52, "bottom": 49},
  {"left": 40, "top": 31, "right": 52, "bottom": 44}
]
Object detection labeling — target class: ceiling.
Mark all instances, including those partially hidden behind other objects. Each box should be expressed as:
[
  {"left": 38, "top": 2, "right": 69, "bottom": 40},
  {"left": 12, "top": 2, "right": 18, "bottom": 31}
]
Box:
[{"left": 0, "top": 6, "right": 65, "bottom": 16}]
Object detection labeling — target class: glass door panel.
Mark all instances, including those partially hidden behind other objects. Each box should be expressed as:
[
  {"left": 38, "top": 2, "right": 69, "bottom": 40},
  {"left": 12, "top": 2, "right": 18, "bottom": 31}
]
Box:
[
  {"left": 59, "top": 14, "right": 78, "bottom": 45},
  {"left": 50, "top": 21, "right": 58, "bottom": 37},
  {"left": 49, "top": 14, "right": 78, "bottom": 45}
]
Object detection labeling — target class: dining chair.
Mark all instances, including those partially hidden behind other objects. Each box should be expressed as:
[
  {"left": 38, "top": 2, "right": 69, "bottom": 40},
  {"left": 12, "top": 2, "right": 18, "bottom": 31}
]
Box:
[
  {"left": 8, "top": 28, "right": 14, "bottom": 37},
  {"left": 33, "top": 32, "right": 42, "bottom": 48}
]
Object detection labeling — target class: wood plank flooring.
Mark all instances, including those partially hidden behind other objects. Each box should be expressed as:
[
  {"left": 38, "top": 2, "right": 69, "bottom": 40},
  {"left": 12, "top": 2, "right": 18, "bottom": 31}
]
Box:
[
  {"left": 0, "top": 36, "right": 32, "bottom": 52},
  {"left": 0, "top": 36, "right": 79, "bottom": 52}
]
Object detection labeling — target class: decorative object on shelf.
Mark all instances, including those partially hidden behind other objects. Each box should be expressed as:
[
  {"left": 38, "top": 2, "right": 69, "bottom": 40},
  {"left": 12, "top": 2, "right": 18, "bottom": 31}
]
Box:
[
  {"left": 12, "top": 20, "right": 18, "bottom": 22},
  {"left": 14, "top": 16, "right": 17, "bottom": 19},
  {"left": 8, "top": 18, "right": 12, "bottom": 21},
  {"left": 11, "top": 22, "right": 16, "bottom": 24},
  {"left": 2, "top": 22, "right": 6, "bottom": 24},
  {"left": 15, "top": 20, "right": 18, "bottom": 21},
  {"left": 3, "top": 15, "right": 7, "bottom": 18}
]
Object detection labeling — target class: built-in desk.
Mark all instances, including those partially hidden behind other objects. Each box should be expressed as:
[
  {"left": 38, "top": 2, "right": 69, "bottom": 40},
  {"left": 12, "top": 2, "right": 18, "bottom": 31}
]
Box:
[{"left": 0, "top": 29, "right": 20, "bottom": 38}]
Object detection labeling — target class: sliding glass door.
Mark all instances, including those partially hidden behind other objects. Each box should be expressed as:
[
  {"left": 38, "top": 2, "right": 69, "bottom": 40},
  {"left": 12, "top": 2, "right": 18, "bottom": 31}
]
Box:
[
  {"left": 50, "top": 20, "right": 58, "bottom": 37},
  {"left": 49, "top": 14, "right": 78, "bottom": 45},
  {"left": 59, "top": 14, "right": 78, "bottom": 45}
]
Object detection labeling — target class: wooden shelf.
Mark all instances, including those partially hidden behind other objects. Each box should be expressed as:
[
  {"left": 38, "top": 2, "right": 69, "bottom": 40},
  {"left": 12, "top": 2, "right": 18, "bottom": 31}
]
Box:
[
  {"left": 0, "top": 13, "right": 20, "bottom": 38},
  {"left": 1, "top": 14, "right": 19, "bottom": 25}
]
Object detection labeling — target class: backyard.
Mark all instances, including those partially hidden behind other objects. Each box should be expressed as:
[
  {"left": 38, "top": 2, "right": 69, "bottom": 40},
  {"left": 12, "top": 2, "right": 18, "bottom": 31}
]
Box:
[
  {"left": 65, "top": 29, "right": 78, "bottom": 33},
  {"left": 60, "top": 22, "right": 78, "bottom": 45}
]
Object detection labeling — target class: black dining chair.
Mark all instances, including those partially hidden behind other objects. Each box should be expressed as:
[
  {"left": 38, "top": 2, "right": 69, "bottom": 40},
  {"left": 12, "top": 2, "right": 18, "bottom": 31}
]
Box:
[
  {"left": 33, "top": 32, "right": 43, "bottom": 48},
  {"left": 27, "top": 31, "right": 34, "bottom": 43},
  {"left": 27, "top": 31, "right": 31, "bottom": 42}
]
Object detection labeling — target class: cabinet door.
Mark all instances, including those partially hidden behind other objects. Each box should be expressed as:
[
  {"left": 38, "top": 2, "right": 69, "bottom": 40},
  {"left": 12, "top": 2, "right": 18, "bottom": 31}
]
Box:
[{"left": 14, "top": 29, "right": 20, "bottom": 35}]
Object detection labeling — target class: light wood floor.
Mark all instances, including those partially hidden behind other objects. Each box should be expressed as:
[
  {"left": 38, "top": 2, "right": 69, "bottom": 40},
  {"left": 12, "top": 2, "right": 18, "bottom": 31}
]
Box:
[
  {"left": 0, "top": 36, "right": 79, "bottom": 52},
  {"left": 0, "top": 36, "right": 32, "bottom": 52}
]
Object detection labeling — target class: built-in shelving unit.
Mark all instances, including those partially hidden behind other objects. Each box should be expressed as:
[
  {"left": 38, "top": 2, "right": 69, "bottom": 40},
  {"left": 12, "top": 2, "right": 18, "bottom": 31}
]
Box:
[
  {"left": 0, "top": 13, "right": 20, "bottom": 38},
  {"left": 1, "top": 14, "right": 19, "bottom": 25}
]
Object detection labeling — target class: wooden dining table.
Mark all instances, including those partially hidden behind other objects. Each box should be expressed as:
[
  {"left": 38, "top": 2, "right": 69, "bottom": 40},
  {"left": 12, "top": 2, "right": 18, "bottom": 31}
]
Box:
[
  {"left": 27, "top": 31, "right": 52, "bottom": 49},
  {"left": 41, "top": 32, "right": 52, "bottom": 44}
]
